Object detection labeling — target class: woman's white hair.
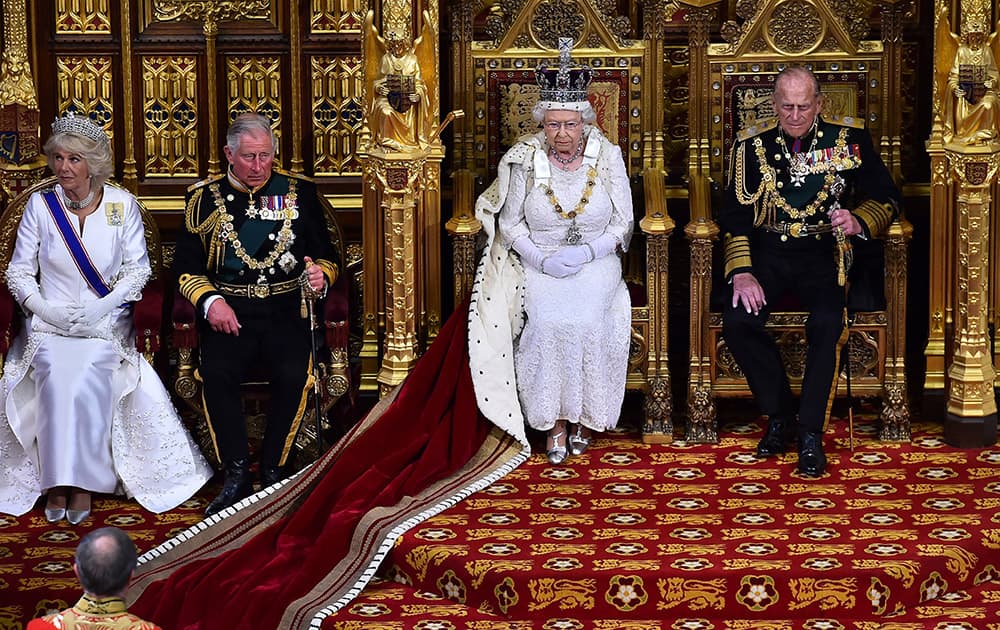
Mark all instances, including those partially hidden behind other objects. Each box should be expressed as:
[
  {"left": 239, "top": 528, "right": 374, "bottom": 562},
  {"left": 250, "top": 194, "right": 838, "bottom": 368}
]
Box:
[
  {"left": 44, "top": 133, "right": 114, "bottom": 190},
  {"left": 532, "top": 100, "right": 597, "bottom": 125}
]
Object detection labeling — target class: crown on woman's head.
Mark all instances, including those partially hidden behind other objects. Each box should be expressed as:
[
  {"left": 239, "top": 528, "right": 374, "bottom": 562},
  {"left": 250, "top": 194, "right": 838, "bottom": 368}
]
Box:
[
  {"left": 51, "top": 112, "right": 109, "bottom": 147},
  {"left": 535, "top": 38, "right": 592, "bottom": 104}
]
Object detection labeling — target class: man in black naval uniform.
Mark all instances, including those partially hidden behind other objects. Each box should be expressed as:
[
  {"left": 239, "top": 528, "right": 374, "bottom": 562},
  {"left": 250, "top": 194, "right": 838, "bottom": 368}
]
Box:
[
  {"left": 720, "top": 66, "right": 899, "bottom": 477},
  {"left": 175, "top": 113, "right": 339, "bottom": 515}
]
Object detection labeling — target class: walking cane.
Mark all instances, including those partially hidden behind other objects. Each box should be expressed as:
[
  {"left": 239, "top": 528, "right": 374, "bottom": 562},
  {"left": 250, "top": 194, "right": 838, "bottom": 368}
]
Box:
[
  {"left": 301, "top": 262, "right": 326, "bottom": 456},
  {"left": 829, "top": 175, "right": 855, "bottom": 451},
  {"left": 844, "top": 311, "right": 855, "bottom": 452}
]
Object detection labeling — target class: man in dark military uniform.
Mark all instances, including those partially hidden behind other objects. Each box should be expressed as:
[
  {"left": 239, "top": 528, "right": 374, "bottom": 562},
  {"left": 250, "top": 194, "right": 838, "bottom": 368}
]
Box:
[
  {"left": 721, "top": 66, "right": 899, "bottom": 477},
  {"left": 175, "top": 113, "right": 339, "bottom": 516}
]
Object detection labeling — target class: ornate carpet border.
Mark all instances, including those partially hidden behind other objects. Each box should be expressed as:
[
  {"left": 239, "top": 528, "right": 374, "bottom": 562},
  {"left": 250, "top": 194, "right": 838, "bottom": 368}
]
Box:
[
  {"left": 128, "top": 387, "right": 403, "bottom": 598},
  {"left": 296, "top": 431, "right": 529, "bottom": 628}
]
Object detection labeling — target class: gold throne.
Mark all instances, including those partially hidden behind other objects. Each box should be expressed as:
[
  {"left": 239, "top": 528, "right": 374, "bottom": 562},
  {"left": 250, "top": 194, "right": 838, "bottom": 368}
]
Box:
[
  {"left": 446, "top": 0, "right": 675, "bottom": 440},
  {"left": 683, "top": 0, "right": 913, "bottom": 443}
]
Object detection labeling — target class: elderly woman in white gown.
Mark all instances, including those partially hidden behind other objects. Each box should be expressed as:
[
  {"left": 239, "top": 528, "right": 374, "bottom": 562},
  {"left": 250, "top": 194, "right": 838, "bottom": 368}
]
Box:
[
  {"left": 0, "top": 113, "right": 211, "bottom": 524},
  {"left": 469, "top": 41, "right": 633, "bottom": 464}
]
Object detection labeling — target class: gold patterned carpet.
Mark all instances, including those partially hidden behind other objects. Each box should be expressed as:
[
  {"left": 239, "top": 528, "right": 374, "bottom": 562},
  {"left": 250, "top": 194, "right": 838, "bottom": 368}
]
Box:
[
  {"left": 3, "top": 410, "right": 1000, "bottom": 630},
  {"left": 320, "top": 414, "right": 1000, "bottom": 629}
]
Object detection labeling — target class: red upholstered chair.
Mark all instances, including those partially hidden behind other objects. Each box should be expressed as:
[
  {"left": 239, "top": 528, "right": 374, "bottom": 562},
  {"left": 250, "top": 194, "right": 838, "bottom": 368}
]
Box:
[
  {"left": 171, "top": 194, "right": 351, "bottom": 470},
  {"left": 0, "top": 176, "right": 165, "bottom": 376}
]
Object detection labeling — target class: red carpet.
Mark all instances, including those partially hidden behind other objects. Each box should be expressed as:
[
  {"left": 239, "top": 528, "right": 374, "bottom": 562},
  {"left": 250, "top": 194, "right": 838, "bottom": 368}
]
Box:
[{"left": 319, "top": 416, "right": 1000, "bottom": 628}]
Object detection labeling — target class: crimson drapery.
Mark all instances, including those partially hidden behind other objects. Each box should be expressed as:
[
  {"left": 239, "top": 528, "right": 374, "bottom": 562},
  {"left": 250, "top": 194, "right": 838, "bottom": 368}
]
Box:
[{"left": 128, "top": 305, "right": 501, "bottom": 629}]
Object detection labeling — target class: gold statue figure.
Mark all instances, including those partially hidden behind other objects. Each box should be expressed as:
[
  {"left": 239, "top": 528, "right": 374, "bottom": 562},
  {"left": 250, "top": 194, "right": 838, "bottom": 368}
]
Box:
[
  {"left": 363, "top": 10, "right": 437, "bottom": 152},
  {"left": 936, "top": 2, "right": 1000, "bottom": 145}
]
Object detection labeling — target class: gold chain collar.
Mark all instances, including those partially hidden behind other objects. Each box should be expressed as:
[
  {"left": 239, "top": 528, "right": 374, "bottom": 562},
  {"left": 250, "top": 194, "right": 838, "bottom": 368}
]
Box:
[
  {"left": 750, "top": 126, "right": 850, "bottom": 221},
  {"left": 210, "top": 179, "right": 296, "bottom": 271}
]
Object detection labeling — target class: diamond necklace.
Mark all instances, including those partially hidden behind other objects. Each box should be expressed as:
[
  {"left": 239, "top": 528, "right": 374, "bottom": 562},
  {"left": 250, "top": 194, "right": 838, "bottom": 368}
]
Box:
[{"left": 549, "top": 140, "right": 584, "bottom": 167}]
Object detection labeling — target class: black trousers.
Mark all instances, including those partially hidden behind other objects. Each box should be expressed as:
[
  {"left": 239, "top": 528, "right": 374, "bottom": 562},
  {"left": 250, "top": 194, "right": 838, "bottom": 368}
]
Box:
[
  {"left": 199, "top": 297, "right": 312, "bottom": 468},
  {"left": 722, "top": 236, "right": 846, "bottom": 433}
]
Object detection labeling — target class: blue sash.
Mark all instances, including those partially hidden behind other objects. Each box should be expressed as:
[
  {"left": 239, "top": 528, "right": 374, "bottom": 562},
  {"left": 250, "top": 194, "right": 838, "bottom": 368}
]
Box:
[{"left": 41, "top": 189, "right": 111, "bottom": 298}]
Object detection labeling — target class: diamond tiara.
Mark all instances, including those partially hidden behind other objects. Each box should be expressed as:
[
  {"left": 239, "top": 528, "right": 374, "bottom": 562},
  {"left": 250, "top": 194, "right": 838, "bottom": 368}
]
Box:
[
  {"left": 51, "top": 112, "right": 109, "bottom": 147},
  {"left": 535, "top": 38, "right": 592, "bottom": 104}
]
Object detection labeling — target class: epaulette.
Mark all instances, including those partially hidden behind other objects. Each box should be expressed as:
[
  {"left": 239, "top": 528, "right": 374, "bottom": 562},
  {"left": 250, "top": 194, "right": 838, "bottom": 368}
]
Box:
[
  {"left": 736, "top": 118, "right": 778, "bottom": 142},
  {"left": 823, "top": 114, "right": 866, "bottom": 129},
  {"left": 273, "top": 167, "right": 315, "bottom": 183},
  {"left": 186, "top": 174, "right": 225, "bottom": 193}
]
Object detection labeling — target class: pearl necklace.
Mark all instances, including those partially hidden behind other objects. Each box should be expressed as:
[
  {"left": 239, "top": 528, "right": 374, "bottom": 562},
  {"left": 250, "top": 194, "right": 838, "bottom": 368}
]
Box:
[
  {"left": 549, "top": 140, "right": 584, "bottom": 168},
  {"left": 62, "top": 188, "right": 95, "bottom": 211}
]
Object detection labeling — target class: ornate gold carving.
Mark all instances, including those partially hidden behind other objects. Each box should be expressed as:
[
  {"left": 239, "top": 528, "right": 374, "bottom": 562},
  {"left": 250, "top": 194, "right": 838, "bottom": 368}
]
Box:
[
  {"left": 643, "top": 377, "right": 674, "bottom": 442},
  {"left": 310, "top": 0, "right": 364, "bottom": 33},
  {"left": 686, "top": 384, "right": 718, "bottom": 444},
  {"left": 382, "top": 0, "right": 413, "bottom": 42},
  {"left": 153, "top": 0, "right": 270, "bottom": 23},
  {"left": 767, "top": 1, "right": 822, "bottom": 55},
  {"left": 226, "top": 56, "right": 283, "bottom": 158},
  {"left": 530, "top": 1, "right": 586, "bottom": 49},
  {"left": 55, "top": 0, "right": 111, "bottom": 34},
  {"left": 312, "top": 55, "right": 365, "bottom": 175},
  {"left": 142, "top": 56, "right": 200, "bottom": 177},
  {"left": 0, "top": 0, "right": 37, "bottom": 107},
  {"left": 56, "top": 56, "right": 115, "bottom": 152}
]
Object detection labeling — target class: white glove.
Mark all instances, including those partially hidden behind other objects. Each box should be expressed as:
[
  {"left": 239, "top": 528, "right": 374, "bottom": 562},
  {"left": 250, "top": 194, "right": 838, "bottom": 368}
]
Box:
[
  {"left": 72, "top": 283, "right": 132, "bottom": 328},
  {"left": 512, "top": 236, "right": 548, "bottom": 272},
  {"left": 585, "top": 234, "right": 619, "bottom": 260},
  {"left": 23, "top": 294, "right": 78, "bottom": 330},
  {"left": 67, "top": 321, "right": 104, "bottom": 338},
  {"left": 547, "top": 245, "right": 592, "bottom": 268}
]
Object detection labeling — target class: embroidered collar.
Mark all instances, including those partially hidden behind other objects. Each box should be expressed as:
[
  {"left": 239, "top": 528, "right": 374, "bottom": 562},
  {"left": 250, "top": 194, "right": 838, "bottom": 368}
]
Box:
[
  {"left": 75, "top": 593, "right": 129, "bottom": 615},
  {"left": 226, "top": 166, "right": 271, "bottom": 195}
]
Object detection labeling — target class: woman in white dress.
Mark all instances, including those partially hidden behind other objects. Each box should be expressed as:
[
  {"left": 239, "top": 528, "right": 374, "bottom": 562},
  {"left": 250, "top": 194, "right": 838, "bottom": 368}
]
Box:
[
  {"left": 468, "top": 41, "right": 633, "bottom": 464},
  {"left": 0, "top": 113, "right": 212, "bottom": 524}
]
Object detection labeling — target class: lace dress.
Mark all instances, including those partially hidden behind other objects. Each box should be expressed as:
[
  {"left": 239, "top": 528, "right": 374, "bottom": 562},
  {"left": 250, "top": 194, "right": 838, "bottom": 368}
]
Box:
[
  {"left": 496, "top": 130, "right": 632, "bottom": 432},
  {"left": 0, "top": 185, "right": 212, "bottom": 515}
]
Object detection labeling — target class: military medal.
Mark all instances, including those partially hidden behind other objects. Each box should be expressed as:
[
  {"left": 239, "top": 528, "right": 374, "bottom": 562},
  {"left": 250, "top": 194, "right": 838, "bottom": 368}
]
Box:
[
  {"left": 789, "top": 154, "right": 809, "bottom": 187},
  {"left": 104, "top": 202, "right": 123, "bottom": 226},
  {"left": 246, "top": 195, "right": 259, "bottom": 218}
]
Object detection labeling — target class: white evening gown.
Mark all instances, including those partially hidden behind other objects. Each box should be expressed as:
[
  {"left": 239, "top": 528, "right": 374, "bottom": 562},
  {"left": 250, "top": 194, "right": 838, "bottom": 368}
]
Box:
[
  {"left": 497, "top": 129, "right": 632, "bottom": 433},
  {"left": 0, "top": 184, "right": 212, "bottom": 516}
]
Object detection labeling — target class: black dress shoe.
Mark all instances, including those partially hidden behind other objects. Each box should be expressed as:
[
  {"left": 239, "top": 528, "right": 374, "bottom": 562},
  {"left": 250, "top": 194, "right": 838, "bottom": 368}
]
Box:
[
  {"left": 756, "top": 416, "right": 793, "bottom": 458},
  {"left": 205, "top": 458, "right": 253, "bottom": 516},
  {"left": 260, "top": 465, "right": 287, "bottom": 488},
  {"left": 797, "top": 431, "right": 828, "bottom": 477}
]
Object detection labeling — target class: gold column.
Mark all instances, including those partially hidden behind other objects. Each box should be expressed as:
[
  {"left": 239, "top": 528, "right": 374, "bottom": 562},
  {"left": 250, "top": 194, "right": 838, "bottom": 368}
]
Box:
[
  {"left": 945, "top": 147, "right": 1000, "bottom": 446},
  {"left": 641, "top": 170, "right": 675, "bottom": 443},
  {"left": 359, "top": 172, "right": 382, "bottom": 393},
  {"left": 681, "top": 2, "right": 721, "bottom": 444},
  {"left": 0, "top": 0, "right": 47, "bottom": 200},
  {"left": 924, "top": 0, "right": 957, "bottom": 399},
  {"left": 0, "top": 0, "right": 37, "bottom": 110},
  {"left": 924, "top": 144, "right": 952, "bottom": 395},
  {"left": 119, "top": 0, "right": 138, "bottom": 190},
  {"left": 370, "top": 156, "right": 425, "bottom": 395},
  {"left": 444, "top": 169, "right": 481, "bottom": 306},
  {"left": 204, "top": 19, "right": 222, "bottom": 175},
  {"left": 421, "top": 151, "right": 443, "bottom": 345},
  {"left": 289, "top": 0, "right": 304, "bottom": 173},
  {"left": 635, "top": 0, "right": 675, "bottom": 443}
]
